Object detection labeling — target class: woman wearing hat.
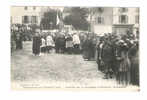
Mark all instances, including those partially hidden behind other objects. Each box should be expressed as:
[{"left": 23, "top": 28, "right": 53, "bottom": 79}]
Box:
[
  {"left": 115, "top": 39, "right": 131, "bottom": 86},
  {"left": 128, "top": 40, "right": 139, "bottom": 86}
]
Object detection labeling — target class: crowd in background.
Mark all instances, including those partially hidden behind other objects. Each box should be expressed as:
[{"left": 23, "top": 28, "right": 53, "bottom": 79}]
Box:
[
  {"left": 11, "top": 24, "right": 37, "bottom": 52},
  {"left": 32, "top": 31, "right": 81, "bottom": 56},
  {"left": 11, "top": 24, "right": 139, "bottom": 86},
  {"left": 95, "top": 32, "right": 139, "bottom": 86}
]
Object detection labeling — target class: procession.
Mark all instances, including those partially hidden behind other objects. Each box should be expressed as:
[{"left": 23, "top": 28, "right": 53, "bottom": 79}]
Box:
[{"left": 11, "top": 7, "right": 139, "bottom": 89}]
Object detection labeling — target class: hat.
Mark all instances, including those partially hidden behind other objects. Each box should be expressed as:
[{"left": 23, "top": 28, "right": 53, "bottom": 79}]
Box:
[{"left": 118, "top": 40, "right": 125, "bottom": 44}]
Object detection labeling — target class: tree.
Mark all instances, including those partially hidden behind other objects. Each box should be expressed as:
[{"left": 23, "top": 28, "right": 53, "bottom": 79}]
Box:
[
  {"left": 86, "top": 7, "right": 104, "bottom": 32},
  {"left": 40, "top": 9, "right": 57, "bottom": 30},
  {"left": 63, "top": 7, "right": 89, "bottom": 31}
]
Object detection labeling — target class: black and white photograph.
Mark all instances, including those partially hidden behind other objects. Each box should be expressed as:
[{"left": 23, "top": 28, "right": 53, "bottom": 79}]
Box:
[{"left": 10, "top": 6, "right": 139, "bottom": 90}]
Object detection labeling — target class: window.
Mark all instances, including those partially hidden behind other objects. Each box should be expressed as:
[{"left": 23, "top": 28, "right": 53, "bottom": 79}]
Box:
[
  {"left": 119, "top": 15, "right": 128, "bottom": 24},
  {"left": 24, "top": 6, "right": 28, "bottom": 10},
  {"left": 135, "top": 15, "right": 139, "bottom": 24},
  {"left": 33, "top": 6, "right": 36, "bottom": 10},
  {"left": 136, "top": 8, "right": 139, "bottom": 13},
  {"left": 31, "top": 16, "right": 37, "bottom": 24},
  {"left": 97, "top": 16, "right": 104, "bottom": 24},
  {"left": 119, "top": 8, "right": 128, "bottom": 13},
  {"left": 97, "top": 7, "right": 104, "bottom": 13},
  {"left": 22, "top": 16, "right": 29, "bottom": 23}
]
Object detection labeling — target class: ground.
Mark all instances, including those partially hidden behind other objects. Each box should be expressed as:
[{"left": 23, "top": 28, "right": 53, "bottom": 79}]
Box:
[{"left": 11, "top": 41, "right": 137, "bottom": 89}]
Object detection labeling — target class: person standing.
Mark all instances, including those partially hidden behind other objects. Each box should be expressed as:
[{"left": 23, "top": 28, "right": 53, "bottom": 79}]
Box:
[
  {"left": 19, "top": 30, "right": 23, "bottom": 49},
  {"left": 128, "top": 40, "right": 139, "bottom": 86},
  {"left": 65, "top": 34, "right": 73, "bottom": 54},
  {"left": 91, "top": 35, "right": 97, "bottom": 60},
  {"left": 15, "top": 31, "right": 23, "bottom": 50},
  {"left": 81, "top": 35, "right": 89, "bottom": 60},
  {"left": 72, "top": 33, "right": 80, "bottom": 54},
  {"left": 82, "top": 35, "right": 94, "bottom": 60},
  {"left": 46, "top": 34, "right": 55, "bottom": 53},
  {"left": 32, "top": 32, "right": 41, "bottom": 56},
  {"left": 116, "top": 40, "right": 131, "bottom": 86},
  {"left": 56, "top": 32, "right": 66, "bottom": 53},
  {"left": 101, "top": 36, "right": 115, "bottom": 79},
  {"left": 96, "top": 37, "right": 104, "bottom": 71},
  {"left": 11, "top": 29, "right": 16, "bottom": 52},
  {"left": 40, "top": 36, "right": 46, "bottom": 55},
  {"left": 15, "top": 32, "right": 20, "bottom": 50}
]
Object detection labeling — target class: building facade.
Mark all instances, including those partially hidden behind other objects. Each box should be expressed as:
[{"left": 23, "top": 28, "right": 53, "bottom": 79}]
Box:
[
  {"left": 113, "top": 7, "right": 139, "bottom": 36},
  {"left": 11, "top": 7, "right": 139, "bottom": 36},
  {"left": 90, "top": 7, "right": 139, "bottom": 36},
  {"left": 11, "top": 6, "right": 42, "bottom": 25},
  {"left": 90, "top": 7, "right": 113, "bottom": 34}
]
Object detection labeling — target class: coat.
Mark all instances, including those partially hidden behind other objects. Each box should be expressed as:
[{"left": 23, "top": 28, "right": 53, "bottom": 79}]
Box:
[
  {"left": 32, "top": 36, "right": 41, "bottom": 55},
  {"left": 15, "top": 33, "right": 23, "bottom": 49},
  {"left": 117, "top": 47, "right": 131, "bottom": 72},
  {"left": 128, "top": 44, "right": 139, "bottom": 85},
  {"left": 101, "top": 42, "right": 115, "bottom": 63}
]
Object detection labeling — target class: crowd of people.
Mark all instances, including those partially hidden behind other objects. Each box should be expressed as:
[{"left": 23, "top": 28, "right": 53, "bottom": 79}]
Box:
[
  {"left": 11, "top": 24, "right": 37, "bottom": 52},
  {"left": 32, "top": 30, "right": 81, "bottom": 56},
  {"left": 11, "top": 28, "right": 23, "bottom": 51},
  {"left": 95, "top": 32, "right": 139, "bottom": 86},
  {"left": 11, "top": 25, "right": 139, "bottom": 86}
]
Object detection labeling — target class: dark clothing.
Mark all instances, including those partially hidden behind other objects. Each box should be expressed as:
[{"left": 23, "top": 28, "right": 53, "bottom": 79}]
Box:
[
  {"left": 96, "top": 42, "right": 104, "bottom": 71},
  {"left": 65, "top": 36, "right": 73, "bottom": 54},
  {"left": 128, "top": 45, "right": 139, "bottom": 86},
  {"left": 66, "top": 47, "right": 73, "bottom": 54},
  {"left": 82, "top": 39, "right": 95, "bottom": 60},
  {"left": 32, "top": 36, "right": 41, "bottom": 55},
  {"left": 66, "top": 36, "right": 73, "bottom": 41},
  {"left": 101, "top": 42, "right": 115, "bottom": 78},
  {"left": 46, "top": 46, "right": 53, "bottom": 53},
  {"left": 91, "top": 43, "right": 96, "bottom": 59},
  {"left": 41, "top": 47, "right": 46, "bottom": 53},
  {"left": 82, "top": 39, "right": 91, "bottom": 59},
  {"left": 116, "top": 47, "right": 131, "bottom": 85},
  {"left": 15, "top": 33, "right": 23, "bottom": 50},
  {"left": 73, "top": 44, "right": 80, "bottom": 54},
  {"left": 101, "top": 42, "right": 115, "bottom": 63},
  {"left": 55, "top": 36, "right": 65, "bottom": 53}
]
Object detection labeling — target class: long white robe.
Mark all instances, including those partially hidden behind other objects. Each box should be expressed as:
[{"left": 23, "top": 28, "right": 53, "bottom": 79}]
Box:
[
  {"left": 46, "top": 35, "right": 55, "bottom": 47},
  {"left": 72, "top": 34, "right": 80, "bottom": 45}
]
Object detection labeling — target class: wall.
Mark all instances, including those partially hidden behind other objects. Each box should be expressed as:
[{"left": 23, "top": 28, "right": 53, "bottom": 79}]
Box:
[
  {"left": 11, "top": 6, "right": 41, "bottom": 25},
  {"left": 93, "top": 25, "right": 112, "bottom": 34},
  {"left": 113, "top": 7, "right": 139, "bottom": 25},
  {"left": 92, "top": 7, "right": 113, "bottom": 34}
]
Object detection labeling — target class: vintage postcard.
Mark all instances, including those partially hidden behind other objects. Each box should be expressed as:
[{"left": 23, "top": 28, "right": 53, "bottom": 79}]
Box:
[{"left": 11, "top": 6, "right": 139, "bottom": 91}]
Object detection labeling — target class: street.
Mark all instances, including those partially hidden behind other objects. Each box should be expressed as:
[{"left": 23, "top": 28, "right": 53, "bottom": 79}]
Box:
[{"left": 11, "top": 41, "right": 122, "bottom": 88}]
